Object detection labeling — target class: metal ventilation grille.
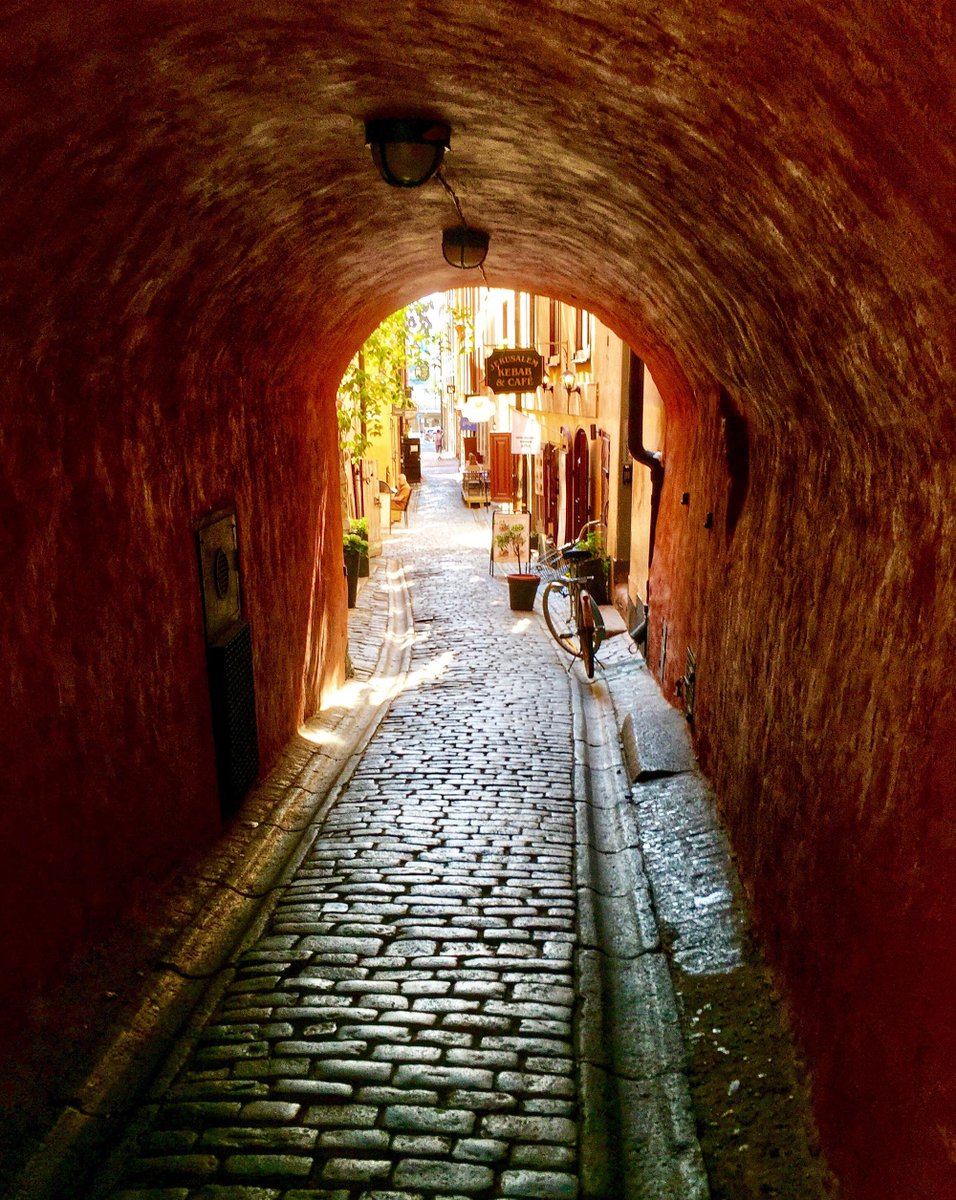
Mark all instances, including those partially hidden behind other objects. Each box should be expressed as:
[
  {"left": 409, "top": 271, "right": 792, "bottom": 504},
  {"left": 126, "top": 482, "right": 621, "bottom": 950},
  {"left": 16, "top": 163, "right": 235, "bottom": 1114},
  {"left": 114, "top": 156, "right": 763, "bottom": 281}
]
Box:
[{"left": 207, "top": 619, "right": 259, "bottom": 817}]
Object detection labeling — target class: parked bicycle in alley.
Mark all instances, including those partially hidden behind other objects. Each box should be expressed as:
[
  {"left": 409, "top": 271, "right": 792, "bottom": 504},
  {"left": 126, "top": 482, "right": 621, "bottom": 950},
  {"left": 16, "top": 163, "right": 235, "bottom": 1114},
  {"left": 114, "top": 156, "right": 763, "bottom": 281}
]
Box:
[{"left": 537, "top": 520, "right": 619, "bottom": 679}]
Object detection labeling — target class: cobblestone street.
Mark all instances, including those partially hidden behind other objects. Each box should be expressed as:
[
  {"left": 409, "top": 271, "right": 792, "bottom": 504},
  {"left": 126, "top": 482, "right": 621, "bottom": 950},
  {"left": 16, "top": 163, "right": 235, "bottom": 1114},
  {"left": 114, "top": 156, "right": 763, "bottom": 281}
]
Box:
[
  {"left": 23, "top": 457, "right": 832, "bottom": 1200},
  {"left": 89, "top": 462, "right": 583, "bottom": 1200}
]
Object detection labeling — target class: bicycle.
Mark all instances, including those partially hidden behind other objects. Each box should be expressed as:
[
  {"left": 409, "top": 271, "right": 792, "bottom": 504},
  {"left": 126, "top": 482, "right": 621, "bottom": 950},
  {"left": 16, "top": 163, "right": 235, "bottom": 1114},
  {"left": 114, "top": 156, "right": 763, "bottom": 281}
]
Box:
[{"left": 537, "top": 524, "right": 609, "bottom": 679}]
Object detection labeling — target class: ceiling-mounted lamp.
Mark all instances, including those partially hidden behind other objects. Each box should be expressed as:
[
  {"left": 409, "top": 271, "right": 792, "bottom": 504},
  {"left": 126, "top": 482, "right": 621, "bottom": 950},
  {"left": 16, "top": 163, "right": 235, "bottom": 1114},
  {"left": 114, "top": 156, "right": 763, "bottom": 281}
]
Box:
[
  {"left": 562, "top": 369, "right": 581, "bottom": 396},
  {"left": 365, "top": 117, "right": 451, "bottom": 187},
  {"left": 442, "top": 224, "right": 490, "bottom": 270}
]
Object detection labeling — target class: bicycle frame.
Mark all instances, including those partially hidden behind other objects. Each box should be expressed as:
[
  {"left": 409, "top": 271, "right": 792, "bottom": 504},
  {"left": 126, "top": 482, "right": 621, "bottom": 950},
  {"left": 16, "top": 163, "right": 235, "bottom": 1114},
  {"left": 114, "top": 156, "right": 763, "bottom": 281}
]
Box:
[{"left": 540, "top": 539, "right": 606, "bottom": 677}]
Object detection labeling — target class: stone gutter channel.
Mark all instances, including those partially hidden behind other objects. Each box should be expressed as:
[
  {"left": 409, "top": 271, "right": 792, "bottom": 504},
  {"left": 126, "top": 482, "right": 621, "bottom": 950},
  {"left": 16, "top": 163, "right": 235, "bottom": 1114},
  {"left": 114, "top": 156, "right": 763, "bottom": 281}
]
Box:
[
  {"left": 570, "top": 637, "right": 834, "bottom": 1200},
  {"left": 569, "top": 658, "right": 710, "bottom": 1200}
]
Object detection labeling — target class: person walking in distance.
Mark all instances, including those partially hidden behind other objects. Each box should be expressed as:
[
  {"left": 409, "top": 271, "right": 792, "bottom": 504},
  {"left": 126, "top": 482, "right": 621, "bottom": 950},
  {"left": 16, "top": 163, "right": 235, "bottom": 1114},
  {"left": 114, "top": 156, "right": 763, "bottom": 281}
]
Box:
[{"left": 434, "top": 426, "right": 444, "bottom": 458}]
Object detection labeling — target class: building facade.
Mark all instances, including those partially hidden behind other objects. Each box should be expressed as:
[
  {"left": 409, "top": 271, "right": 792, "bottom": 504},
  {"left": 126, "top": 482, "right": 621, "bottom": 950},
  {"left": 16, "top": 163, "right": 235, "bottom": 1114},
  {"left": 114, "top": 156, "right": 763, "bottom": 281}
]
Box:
[{"left": 444, "top": 287, "right": 664, "bottom": 625}]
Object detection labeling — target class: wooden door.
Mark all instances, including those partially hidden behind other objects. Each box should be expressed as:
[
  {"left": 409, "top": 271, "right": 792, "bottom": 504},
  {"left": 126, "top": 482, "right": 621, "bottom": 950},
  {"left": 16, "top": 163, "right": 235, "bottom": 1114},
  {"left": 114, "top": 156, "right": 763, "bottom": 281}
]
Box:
[
  {"left": 489, "top": 432, "right": 515, "bottom": 504},
  {"left": 599, "top": 432, "right": 611, "bottom": 530},
  {"left": 543, "top": 443, "right": 559, "bottom": 543},
  {"left": 571, "top": 428, "right": 590, "bottom": 540}
]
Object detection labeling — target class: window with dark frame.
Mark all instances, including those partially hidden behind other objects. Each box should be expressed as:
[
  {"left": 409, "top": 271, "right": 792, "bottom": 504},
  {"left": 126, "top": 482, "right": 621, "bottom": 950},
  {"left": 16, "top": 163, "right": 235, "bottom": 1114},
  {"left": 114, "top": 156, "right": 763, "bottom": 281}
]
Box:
[{"left": 575, "top": 307, "right": 589, "bottom": 352}]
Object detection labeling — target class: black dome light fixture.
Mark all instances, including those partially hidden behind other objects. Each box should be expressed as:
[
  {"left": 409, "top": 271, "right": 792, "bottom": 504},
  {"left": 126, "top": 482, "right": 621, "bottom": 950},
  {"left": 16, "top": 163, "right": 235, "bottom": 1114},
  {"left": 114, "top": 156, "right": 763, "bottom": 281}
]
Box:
[
  {"left": 365, "top": 117, "right": 451, "bottom": 188},
  {"left": 442, "top": 224, "right": 490, "bottom": 270}
]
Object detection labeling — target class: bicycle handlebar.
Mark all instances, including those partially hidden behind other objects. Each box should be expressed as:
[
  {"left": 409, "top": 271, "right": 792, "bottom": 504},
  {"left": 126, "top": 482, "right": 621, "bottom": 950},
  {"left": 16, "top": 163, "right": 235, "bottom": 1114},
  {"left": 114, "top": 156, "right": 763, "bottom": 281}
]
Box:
[{"left": 555, "top": 520, "right": 606, "bottom": 555}]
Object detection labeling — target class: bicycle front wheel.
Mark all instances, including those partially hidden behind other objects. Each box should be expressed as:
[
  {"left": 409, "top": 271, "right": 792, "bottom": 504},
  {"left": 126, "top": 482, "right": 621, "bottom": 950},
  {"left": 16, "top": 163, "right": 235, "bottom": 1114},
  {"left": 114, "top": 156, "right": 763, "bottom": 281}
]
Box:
[{"left": 543, "top": 580, "right": 582, "bottom": 658}]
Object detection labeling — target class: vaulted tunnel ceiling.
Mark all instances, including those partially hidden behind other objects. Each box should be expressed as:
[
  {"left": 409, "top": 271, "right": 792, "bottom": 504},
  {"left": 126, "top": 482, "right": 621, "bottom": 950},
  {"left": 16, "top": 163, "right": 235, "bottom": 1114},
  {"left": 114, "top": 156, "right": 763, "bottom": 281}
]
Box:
[
  {"left": 3, "top": 1, "right": 952, "bottom": 460},
  {"left": 1, "top": 9, "right": 954, "bottom": 1196}
]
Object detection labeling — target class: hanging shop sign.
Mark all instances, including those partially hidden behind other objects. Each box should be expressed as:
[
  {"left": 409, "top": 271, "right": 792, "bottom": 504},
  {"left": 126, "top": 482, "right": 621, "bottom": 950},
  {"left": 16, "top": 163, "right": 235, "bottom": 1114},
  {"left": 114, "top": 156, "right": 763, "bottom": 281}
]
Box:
[
  {"left": 485, "top": 348, "right": 544, "bottom": 394},
  {"left": 510, "top": 410, "right": 542, "bottom": 455},
  {"left": 461, "top": 393, "right": 496, "bottom": 423}
]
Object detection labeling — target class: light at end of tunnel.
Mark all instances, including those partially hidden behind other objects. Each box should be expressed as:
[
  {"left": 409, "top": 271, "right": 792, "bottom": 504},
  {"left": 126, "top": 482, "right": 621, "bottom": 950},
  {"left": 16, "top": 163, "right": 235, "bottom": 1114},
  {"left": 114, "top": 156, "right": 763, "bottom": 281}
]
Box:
[{"left": 365, "top": 117, "right": 450, "bottom": 187}]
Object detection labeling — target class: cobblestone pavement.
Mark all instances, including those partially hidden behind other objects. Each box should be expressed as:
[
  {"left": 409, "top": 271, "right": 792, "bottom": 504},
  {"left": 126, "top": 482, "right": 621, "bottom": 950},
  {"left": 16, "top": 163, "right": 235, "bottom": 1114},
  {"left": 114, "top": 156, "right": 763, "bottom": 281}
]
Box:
[
  {"left": 29, "top": 454, "right": 832, "bottom": 1200},
  {"left": 88, "top": 460, "right": 583, "bottom": 1200}
]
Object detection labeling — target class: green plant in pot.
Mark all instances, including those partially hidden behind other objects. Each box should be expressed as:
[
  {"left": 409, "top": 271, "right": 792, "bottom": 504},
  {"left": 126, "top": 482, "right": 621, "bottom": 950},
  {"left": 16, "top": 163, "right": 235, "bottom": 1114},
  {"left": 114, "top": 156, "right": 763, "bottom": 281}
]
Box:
[
  {"left": 350, "top": 517, "right": 370, "bottom": 577},
  {"left": 494, "top": 522, "right": 540, "bottom": 611},
  {"left": 570, "top": 527, "right": 610, "bottom": 604},
  {"left": 343, "top": 529, "right": 368, "bottom": 608}
]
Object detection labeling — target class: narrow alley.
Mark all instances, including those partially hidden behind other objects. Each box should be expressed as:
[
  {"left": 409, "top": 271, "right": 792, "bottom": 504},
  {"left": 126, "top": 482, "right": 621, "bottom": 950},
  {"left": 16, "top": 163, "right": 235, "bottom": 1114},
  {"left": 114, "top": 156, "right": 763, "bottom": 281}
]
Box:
[
  {"left": 21, "top": 459, "right": 832, "bottom": 1200},
  {"left": 2, "top": 7, "right": 951, "bottom": 1198}
]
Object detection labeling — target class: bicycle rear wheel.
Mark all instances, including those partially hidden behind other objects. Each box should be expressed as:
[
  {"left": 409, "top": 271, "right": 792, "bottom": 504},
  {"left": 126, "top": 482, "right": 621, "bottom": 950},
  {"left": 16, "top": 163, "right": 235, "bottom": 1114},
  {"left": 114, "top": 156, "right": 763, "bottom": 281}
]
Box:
[
  {"left": 580, "top": 625, "right": 595, "bottom": 678},
  {"left": 542, "top": 580, "right": 582, "bottom": 657}
]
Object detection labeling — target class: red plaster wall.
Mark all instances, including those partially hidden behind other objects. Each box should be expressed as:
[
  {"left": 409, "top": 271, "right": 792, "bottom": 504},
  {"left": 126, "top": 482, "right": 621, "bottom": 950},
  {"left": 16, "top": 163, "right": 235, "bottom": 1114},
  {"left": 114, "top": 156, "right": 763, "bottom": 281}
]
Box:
[
  {"left": 0, "top": 3, "right": 953, "bottom": 1197},
  {"left": 644, "top": 371, "right": 956, "bottom": 1198},
  {"left": 0, "top": 337, "right": 349, "bottom": 1027},
  {"left": 0, "top": 58, "right": 353, "bottom": 1053}
]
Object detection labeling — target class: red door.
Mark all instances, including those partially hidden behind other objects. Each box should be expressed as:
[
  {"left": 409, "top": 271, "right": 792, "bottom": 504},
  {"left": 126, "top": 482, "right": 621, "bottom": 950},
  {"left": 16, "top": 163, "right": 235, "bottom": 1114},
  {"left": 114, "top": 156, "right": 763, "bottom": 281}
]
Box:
[
  {"left": 543, "top": 443, "right": 559, "bottom": 542},
  {"left": 489, "top": 432, "right": 515, "bottom": 504},
  {"left": 571, "top": 428, "right": 590, "bottom": 540}
]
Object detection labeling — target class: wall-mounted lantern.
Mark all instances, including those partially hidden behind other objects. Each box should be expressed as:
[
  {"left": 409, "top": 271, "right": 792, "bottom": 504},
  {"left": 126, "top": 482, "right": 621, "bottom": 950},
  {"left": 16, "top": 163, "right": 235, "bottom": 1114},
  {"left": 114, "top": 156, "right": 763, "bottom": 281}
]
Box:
[{"left": 562, "top": 369, "right": 581, "bottom": 397}]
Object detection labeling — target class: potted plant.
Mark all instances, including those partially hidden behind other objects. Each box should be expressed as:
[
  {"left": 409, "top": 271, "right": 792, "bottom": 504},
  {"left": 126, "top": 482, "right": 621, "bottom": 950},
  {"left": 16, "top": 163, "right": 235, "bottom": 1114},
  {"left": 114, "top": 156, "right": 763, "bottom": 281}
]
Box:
[
  {"left": 343, "top": 529, "right": 368, "bottom": 608},
  {"left": 494, "top": 522, "right": 540, "bottom": 611},
  {"left": 350, "top": 517, "right": 370, "bottom": 576},
  {"left": 569, "top": 527, "right": 610, "bottom": 604}
]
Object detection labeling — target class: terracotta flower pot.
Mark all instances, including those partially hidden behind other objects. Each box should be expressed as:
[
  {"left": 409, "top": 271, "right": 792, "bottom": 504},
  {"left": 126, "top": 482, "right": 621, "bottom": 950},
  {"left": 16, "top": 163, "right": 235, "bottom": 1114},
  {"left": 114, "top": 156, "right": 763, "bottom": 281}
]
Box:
[{"left": 506, "top": 573, "right": 540, "bottom": 611}]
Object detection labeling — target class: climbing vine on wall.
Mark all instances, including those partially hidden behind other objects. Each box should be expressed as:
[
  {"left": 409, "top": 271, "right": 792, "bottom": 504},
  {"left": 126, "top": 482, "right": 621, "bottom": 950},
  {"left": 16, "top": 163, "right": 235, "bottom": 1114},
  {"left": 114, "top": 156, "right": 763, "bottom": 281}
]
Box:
[{"left": 337, "top": 301, "right": 435, "bottom": 461}]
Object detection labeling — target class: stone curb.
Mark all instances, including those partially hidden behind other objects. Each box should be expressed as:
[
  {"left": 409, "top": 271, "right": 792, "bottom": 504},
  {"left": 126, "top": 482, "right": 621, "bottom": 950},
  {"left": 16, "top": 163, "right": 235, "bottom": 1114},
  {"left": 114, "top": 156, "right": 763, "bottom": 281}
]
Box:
[
  {"left": 12, "top": 557, "right": 414, "bottom": 1200},
  {"left": 567, "top": 642, "right": 711, "bottom": 1200}
]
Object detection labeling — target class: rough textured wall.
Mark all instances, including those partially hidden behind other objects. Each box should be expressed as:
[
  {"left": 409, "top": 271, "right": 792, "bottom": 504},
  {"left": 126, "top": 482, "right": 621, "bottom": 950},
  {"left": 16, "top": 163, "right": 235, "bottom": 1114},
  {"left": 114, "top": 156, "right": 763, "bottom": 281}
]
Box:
[
  {"left": 646, "top": 379, "right": 956, "bottom": 1198},
  {"left": 0, "top": 3, "right": 953, "bottom": 1196},
  {"left": 0, "top": 312, "right": 350, "bottom": 1032},
  {"left": 0, "top": 6, "right": 353, "bottom": 1052}
]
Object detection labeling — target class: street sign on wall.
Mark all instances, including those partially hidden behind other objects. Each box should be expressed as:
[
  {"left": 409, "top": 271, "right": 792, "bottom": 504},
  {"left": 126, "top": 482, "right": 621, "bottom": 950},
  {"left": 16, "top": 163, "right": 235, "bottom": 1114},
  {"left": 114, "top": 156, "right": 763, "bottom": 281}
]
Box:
[{"left": 485, "top": 348, "right": 543, "bottom": 394}]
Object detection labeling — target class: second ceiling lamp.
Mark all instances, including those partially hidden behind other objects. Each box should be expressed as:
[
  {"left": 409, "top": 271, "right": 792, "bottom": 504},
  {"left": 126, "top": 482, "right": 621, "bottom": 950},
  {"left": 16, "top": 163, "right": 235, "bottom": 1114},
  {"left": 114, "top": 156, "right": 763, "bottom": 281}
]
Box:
[{"left": 365, "top": 115, "right": 488, "bottom": 271}]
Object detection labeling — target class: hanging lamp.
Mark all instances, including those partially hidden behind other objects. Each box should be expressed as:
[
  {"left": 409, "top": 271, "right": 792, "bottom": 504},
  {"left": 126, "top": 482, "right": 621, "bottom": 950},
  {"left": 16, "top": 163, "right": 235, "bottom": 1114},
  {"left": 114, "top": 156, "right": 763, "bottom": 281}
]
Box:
[
  {"left": 442, "top": 224, "right": 490, "bottom": 270},
  {"left": 364, "top": 118, "right": 451, "bottom": 188}
]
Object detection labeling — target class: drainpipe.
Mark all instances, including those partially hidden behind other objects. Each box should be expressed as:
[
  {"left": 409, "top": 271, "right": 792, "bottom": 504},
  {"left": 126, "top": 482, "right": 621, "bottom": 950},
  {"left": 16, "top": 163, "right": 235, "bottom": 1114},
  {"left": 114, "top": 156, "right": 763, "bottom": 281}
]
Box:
[{"left": 626, "top": 351, "right": 664, "bottom": 645}]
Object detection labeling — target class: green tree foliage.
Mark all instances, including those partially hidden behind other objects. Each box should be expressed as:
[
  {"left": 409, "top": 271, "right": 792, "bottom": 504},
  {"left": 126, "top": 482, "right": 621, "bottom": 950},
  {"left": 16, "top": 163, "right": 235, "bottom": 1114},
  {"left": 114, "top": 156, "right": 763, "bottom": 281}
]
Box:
[{"left": 337, "top": 300, "right": 435, "bottom": 461}]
